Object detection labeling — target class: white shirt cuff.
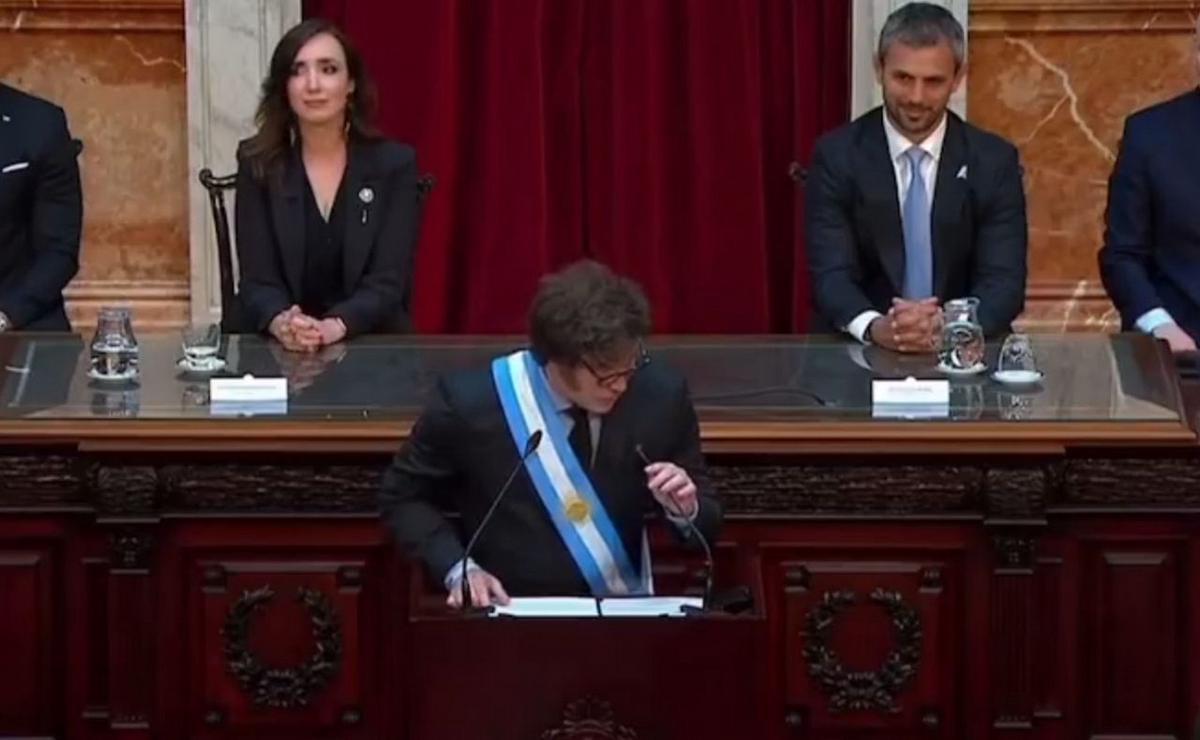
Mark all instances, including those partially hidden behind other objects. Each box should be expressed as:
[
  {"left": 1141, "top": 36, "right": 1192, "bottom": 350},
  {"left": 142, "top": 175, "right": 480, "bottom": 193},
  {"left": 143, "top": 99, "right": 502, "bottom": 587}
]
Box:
[
  {"left": 845, "top": 310, "right": 884, "bottom": 344},
  {"left": 1135, "top": 308, "right": 1175, "bottom": 334},
  {"left": 443, "top": 557, "right": 480, "bottom": 591}
]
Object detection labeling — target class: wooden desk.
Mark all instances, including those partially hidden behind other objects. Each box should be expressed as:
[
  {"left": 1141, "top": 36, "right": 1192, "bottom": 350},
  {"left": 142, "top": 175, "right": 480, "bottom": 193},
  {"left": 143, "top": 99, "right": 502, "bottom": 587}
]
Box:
[{"left": 0, "top": 333, "right": 1195, "bottom": 739}]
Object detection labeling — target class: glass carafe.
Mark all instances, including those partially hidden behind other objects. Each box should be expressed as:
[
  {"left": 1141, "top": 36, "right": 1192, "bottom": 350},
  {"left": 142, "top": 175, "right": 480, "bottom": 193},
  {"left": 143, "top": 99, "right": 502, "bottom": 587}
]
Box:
[
  {"left": 89, "top": 307, "right": 139, "bottom": 380},
  {"left": 939, "top": 297, "right": 984, "bottom": 371}
]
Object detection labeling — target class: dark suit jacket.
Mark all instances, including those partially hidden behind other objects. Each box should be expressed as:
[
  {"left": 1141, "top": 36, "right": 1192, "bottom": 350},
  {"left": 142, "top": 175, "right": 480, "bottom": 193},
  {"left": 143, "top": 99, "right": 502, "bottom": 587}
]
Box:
[
  {"left": 379, "top": 357, "right": 723, "bottom": 596},
  {"left": 805, "top": 108, "right": 1028, "bottom": 336},
  {"left": 1100, "top": 89, "right": 1200, "bottom": 338},
  {"left": 0, "top": 84, "right": 82, "bottom": 331},
  {"left": 234, "top": 137, "right": 418, "bottom": 336}
]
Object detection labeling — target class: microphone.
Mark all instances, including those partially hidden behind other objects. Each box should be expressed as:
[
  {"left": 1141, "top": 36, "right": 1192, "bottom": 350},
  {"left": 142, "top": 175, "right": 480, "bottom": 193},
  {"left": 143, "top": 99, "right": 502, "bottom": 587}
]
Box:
[
  {"left": 459, "top": 429, "right": 543, "bottom": 609},
  {"left": 636, "top": 443, "right": 714, "bottom": 610}
]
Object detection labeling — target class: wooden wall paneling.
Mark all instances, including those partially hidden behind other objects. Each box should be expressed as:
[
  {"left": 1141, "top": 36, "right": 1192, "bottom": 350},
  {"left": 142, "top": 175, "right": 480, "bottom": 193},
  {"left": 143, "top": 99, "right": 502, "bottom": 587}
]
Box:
[
  {"left": 776, "top": 547, "right": 962, "bottom": 739},
  {"left": 0, "top": 540, "right": 60, "bottom": 737},
  {"left": 1084, "top": 540, "right": 1186, "bottom": 736},
  {"left": 188, "top": 552, "right": 377, "bottom": 738}
]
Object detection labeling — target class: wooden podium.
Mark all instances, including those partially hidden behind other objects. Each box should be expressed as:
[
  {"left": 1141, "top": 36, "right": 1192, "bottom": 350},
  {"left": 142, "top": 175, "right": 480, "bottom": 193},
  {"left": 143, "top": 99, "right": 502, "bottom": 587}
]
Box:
[{"left": 403, "top": 566, "right": 766, "bottom": 739}]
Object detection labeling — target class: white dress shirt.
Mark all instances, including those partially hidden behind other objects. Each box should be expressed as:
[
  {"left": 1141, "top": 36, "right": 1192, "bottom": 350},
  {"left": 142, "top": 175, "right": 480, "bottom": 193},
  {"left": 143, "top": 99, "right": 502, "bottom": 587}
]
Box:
[{"left": 845, "top": 112, "right": 949, "bottom": 344}]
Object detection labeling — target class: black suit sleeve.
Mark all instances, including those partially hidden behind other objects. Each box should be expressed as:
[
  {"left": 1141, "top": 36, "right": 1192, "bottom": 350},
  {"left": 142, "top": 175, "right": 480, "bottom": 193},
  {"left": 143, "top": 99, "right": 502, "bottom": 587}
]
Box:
[
  {"left": 805, "top": 139, "right": 876, "bottom": 330},
  {"left": 326, "top": 149, "right": 418, "bottom": 335},
  {"left": 0, "top": 107, "right": 81, "bottom": 328},
  {"left": 665, "top": 379, "right": 722, "bottom": 547},
  {"left": 1099, "top": 118, "right": 1160, "bottom": 325},
  {"left": 379, "top": 377, "right": 467, "bottom": 584},
  {"left": 234, "top": 158, "right": 294, "bottom": 333},
  {"left": 970, "top": 144, "right": 1028, "bottom": 335}
]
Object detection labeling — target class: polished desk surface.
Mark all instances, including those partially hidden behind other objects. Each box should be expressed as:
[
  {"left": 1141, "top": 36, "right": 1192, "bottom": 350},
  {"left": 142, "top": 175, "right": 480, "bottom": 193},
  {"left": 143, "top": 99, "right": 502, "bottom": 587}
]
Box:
[{"left": 0, "top": 333, "right": 1191, "bottom": 452}]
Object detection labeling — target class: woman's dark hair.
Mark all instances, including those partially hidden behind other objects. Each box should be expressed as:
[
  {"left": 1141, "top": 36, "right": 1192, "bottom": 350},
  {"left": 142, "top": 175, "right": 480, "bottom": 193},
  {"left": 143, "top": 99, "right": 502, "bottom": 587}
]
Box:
[
  {"left": 241, "top": 18, "right": 381, "bottom": 181},
  {"left": 529, "top": 260, "right": 651, "bottom": 367}
]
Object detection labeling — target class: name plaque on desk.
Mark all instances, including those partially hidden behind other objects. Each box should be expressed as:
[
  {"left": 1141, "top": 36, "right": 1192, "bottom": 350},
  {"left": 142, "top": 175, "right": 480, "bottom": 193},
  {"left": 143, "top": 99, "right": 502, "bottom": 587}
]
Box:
[
  {"left": 871, "top": 376, "right": 949, "bottom": 418},
  {"left": 210, "top": 375, "right": 288, "bottom": 403}
]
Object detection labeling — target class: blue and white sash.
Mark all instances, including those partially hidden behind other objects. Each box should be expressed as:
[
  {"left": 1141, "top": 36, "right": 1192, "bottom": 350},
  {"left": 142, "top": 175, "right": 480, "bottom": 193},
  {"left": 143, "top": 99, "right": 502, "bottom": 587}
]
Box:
[{"left": 491, "top": 350, "right": 651, "bottom": 596}]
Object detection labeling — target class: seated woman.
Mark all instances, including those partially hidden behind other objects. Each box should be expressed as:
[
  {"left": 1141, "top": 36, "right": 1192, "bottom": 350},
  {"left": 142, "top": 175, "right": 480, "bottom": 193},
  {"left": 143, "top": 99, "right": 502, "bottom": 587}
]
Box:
[{"left": 235, "top": 18, "right": 417, "bottom": 351}]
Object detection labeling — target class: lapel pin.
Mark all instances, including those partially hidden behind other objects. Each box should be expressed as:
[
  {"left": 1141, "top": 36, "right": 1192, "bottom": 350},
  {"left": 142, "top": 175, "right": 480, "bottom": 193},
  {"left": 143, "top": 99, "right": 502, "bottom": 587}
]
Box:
[
  {"left": 358, "top": 187, "right": 374, "bottom": 225},
  {"left": 1, "top": 115, "right": 10, "bottom": 123},
  {"left": 956, "top": 165, "right": 968, "bottom": 180}
]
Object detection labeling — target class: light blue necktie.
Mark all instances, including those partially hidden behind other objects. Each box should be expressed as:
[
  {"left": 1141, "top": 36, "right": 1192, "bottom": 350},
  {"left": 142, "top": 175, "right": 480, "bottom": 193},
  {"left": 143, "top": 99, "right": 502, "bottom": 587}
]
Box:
[{"left": 901, "top": 147, "right": 933, "bottom": 299}]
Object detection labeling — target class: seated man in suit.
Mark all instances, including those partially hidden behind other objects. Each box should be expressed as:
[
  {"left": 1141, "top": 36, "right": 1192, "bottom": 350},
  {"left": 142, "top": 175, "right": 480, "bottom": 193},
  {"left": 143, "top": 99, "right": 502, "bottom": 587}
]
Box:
[
  {"left": 0, "top": 83, "right": 82, "bottom": 332},
  {"left": 380, "top": 260, "right": 722, "bottom": 608},
  {"left": 806, "top": 2, "right": 1027, "bottom": 352},
  {"left": 1099, "top": 17, "right": 1200, "bottom": 353}
]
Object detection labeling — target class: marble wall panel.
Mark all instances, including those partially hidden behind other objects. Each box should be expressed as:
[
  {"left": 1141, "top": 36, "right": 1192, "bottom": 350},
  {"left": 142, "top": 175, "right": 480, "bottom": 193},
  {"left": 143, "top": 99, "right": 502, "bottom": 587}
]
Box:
[
  {"left": 970, "top": 0, "right": 1200, "bottom": 331},
  {"left": 0, "top": 0, "right": 188, "bottom": 331}
]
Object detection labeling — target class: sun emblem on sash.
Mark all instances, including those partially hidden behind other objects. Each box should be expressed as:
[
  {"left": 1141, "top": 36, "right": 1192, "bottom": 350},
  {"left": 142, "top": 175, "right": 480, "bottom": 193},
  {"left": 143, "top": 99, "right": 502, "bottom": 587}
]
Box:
[{"left": 564, "top": 494, "right": 590, "bottom": 524}]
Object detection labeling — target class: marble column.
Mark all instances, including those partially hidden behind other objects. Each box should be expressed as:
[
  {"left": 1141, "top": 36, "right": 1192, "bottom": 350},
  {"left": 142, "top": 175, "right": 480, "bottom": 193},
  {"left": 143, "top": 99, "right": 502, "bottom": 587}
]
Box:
[
  {"left": 186, "top": 0, "right": 301, "bottom": 324},
  {"left": 850, "top": 0, "right": 971, "bottom": 118}
]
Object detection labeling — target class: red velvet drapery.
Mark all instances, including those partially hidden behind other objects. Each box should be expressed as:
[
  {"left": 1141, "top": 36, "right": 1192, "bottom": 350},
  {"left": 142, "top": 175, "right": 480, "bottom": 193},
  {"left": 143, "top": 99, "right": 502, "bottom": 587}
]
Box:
[{"left": 304, "top": 0, "right": 849, "bottom": 333}]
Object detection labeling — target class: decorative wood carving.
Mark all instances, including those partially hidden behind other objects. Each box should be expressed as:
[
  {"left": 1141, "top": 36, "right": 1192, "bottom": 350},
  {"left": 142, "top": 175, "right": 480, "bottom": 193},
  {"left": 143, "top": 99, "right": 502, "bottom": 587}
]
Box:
[
  {"left": 110, "top": 529, "right": 154, "bottom": 570},
  {"left": 92, "top": 465, "right": 159, "bottom": 514},
  {"left": 541, "top": 697, "right": 638, "bottom": 740},
  {"left": 1065, "top": 458, "right": 1200, "bottom": 506},
  {"left": 162, "top": 464, "right": 382, "bottom": 512},
  {"left": 803, "top": 588, "right": 923, "bottom": 713},
  {"left": 710, "top": 465, "right": 984, "bottom": 515},
  {"left": 0, "top": 454, "right": 83, "bottom": 506},
  {"left": 993, "top": 535, "right": 1037, "bottom": 570},
  {"left": 221, "top": 585, "right": 343, "bottom": 709}
]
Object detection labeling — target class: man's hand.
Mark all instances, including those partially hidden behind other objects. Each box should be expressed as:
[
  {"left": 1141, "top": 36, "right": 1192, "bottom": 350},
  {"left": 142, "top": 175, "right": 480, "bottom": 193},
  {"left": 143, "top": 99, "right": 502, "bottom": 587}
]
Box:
[
  {"left": 869, "top": 298, "right": 942, "bottom": 353},
  {"left": 316, "top": 317, "right": 348, "bottom": 346},
  {"left": 446, "top": 568, "right": 510, "bottom": 610},
  {"left": 268, "top": 305, "right": 320, "bottom": 352},
  {"left": 644, "top": 461, "right": 698, "bottom": 519},
  {"left": 1152, "top": 322, "right": 1197, "bottom": 353}
]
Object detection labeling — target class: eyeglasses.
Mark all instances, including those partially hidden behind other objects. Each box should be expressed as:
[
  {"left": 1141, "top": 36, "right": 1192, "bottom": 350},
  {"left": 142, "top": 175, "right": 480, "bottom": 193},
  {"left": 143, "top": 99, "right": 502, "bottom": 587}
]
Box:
[{"left": 580, "top": 343, "right": 650, "bottom": 389}]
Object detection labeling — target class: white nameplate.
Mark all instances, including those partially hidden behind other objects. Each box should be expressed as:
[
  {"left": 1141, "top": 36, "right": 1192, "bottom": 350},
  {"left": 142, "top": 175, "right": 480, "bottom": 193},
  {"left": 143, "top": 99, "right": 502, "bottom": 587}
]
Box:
[
  {"left": 210, "top": 374, "right": 288, "bottom": 403},
  {"left": 871, "top": 377, "right": 949, "bottom": 419},
  {"left": 210, "top": 399, "right": 288, "bottom": 417}
]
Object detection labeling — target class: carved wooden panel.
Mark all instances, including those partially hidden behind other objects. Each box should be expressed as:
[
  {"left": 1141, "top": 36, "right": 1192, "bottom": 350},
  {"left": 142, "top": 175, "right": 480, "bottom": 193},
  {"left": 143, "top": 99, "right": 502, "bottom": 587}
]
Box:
[
  {"left": 778, "top": 551, "right": 960, "bottom": 738},
  {"left": 188, "top": 555, "right": 377, "bottom": 738},
  {"left": 1084, "top": 543, "right": 1185, "bottom": 736},
  {"left": 0, "top": 546, "right": 59, "bottom": 736}
]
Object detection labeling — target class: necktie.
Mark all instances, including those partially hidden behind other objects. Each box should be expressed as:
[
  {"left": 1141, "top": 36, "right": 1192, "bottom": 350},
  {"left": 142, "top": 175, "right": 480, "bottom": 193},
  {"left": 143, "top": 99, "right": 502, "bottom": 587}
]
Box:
[
  {"left": 902, "top": 146, "right": 933, "bottom": 299},
  {"left": 567, "top": 406, "right": 592, "bottom": 468}
]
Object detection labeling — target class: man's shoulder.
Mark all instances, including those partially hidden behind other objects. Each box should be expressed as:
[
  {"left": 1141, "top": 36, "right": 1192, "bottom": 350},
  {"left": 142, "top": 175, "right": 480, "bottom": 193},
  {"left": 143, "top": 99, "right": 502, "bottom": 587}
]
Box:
[
  {"left": 0, "top": 84, "right": 65, "bottom": 125},
  {"left": 627, "top": 358, "right": 689, "bottom": 406},
  {"left": 812, "top": 108, "right": 881, "bottom": 156},
  {"left": 957, "top": 116, "right": 1019, "bottom": 161},
  {"left": 1124, "top": 90, "right": 1199, "bottom": 136}
]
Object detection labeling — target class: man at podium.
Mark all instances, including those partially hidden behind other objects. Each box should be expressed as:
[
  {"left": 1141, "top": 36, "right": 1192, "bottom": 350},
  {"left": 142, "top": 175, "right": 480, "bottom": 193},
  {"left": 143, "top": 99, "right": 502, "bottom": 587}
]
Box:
[{"left": 380, "top": 260, "right": 722, "bottom": 608}]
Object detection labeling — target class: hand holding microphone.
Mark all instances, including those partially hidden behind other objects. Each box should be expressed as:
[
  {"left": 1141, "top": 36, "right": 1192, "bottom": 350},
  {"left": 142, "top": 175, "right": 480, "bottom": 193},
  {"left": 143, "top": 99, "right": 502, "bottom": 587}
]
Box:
[
  {"left": 636, "top": 444, "right": 698, "bottom": 519},
  {"left": 636, "top": 443, "right": 713, "bottom": 609}
]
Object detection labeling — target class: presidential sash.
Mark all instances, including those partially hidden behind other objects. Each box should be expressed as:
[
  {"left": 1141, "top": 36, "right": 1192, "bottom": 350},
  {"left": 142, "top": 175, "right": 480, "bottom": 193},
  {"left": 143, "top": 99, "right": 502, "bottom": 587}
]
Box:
[{"left": 491, "top": 350, "right": 651, "bottom": 596}]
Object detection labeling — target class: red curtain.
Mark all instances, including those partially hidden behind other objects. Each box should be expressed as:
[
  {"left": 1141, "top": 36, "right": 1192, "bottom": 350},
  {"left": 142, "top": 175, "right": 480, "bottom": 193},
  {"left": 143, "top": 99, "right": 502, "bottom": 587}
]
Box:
[{"left": 303, "top": 0, "right": 848, "bottom": 333}]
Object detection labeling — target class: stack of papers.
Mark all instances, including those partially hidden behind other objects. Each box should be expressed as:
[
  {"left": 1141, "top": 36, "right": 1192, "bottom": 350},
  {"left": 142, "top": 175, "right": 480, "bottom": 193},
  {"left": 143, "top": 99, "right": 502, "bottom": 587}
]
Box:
[{"left": 489, "top": 596, "right": 703, "bottom": 618}]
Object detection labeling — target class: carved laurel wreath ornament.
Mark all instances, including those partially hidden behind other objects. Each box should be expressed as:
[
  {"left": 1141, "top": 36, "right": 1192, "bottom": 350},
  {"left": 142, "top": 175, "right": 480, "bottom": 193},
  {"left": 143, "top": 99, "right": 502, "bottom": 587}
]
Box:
[
  {"left": 222, "top": 585, "right": 343, "bottom": 708},
  {"left": 802, "top": 587, "right": 922, "bottom": 713}
]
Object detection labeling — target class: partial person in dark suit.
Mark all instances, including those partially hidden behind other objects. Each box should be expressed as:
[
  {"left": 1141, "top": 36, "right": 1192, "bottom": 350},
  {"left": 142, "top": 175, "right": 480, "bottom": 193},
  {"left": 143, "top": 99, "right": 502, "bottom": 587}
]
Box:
[
  {"left": 380, "top": 261, "right": 722, "bottom": 608},
  {"left": 805, "top": 2, "right": 1027, "bottom": 352},
  {"left": 1099, "top": 17, "right": 1200, "bottom": 353},
  {"left": 0, "top": 84, "right": 82, "bottom": 332},
  {"left": 236, "top": 18, "right": 417, "bottom": 351}
]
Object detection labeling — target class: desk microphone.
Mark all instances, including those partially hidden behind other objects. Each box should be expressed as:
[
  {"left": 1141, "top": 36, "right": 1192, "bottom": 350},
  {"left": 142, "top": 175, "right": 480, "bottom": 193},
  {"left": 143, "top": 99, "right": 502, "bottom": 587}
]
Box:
[
  {"left": 636, "top": 443, "right": 714, "bottom": 610},
  {"left": 460, "top": 429, "right": 543, "bottom": 609}
]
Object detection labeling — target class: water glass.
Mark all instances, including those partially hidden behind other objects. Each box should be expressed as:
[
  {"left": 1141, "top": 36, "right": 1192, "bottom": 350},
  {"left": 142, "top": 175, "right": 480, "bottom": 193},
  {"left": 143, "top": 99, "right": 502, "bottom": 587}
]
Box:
[
  {"left": 181, "top": 322, "right": 222, "bottom": 368},
  {"left": 997, "top": 334, "right": 1040, "bottom": 379}
]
